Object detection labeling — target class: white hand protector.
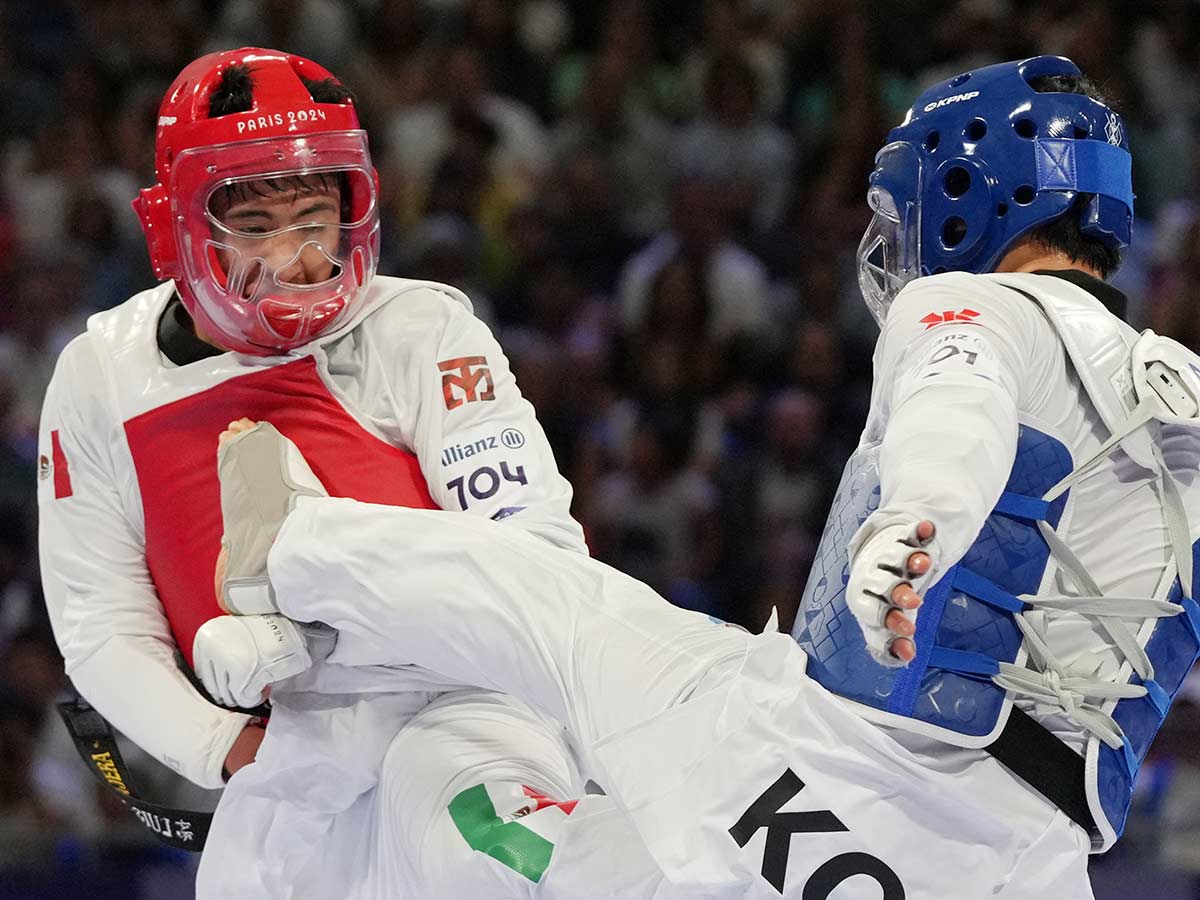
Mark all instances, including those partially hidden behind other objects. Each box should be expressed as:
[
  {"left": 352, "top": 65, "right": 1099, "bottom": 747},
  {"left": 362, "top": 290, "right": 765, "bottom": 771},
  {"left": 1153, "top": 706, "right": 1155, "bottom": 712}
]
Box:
[
  {"left": 845, "top": 518, "right": 937, "bottom": 666},
  {"left": 193, "top": 614, "right": 329, "bottom": 708}
]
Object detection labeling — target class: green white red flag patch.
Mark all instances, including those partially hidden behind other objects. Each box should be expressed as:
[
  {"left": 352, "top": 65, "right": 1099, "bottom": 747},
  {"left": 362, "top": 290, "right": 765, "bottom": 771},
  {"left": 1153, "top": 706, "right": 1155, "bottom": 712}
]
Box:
[{"left": 448, "top": 782, "right": 578, "bottom": 883}]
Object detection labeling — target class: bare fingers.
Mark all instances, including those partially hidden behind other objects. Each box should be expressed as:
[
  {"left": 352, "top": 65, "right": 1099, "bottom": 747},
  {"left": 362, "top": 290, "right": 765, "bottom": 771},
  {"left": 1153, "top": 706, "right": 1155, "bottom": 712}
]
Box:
[
  {"left": 219, "top": 418, "right": 259, "bottom": 448},
  {"left": 884, "top": 520, "right": 937, "bottom": 663},
  {"left": 889, "top": 637, "right": 916, "bottom": 663},
  {"left": 914, "top": 519, "right": 936, "bottom": 544}
]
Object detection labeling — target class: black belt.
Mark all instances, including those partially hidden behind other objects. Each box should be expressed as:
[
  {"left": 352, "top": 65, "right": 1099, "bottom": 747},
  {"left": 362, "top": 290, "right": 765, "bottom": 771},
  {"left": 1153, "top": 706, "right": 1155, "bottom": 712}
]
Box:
[
  {"left": 57, "top": 697, "right": 213, "bottom": 851},
  {"left": 986, "top": 704, "right": 1097, "bottom": 838}
]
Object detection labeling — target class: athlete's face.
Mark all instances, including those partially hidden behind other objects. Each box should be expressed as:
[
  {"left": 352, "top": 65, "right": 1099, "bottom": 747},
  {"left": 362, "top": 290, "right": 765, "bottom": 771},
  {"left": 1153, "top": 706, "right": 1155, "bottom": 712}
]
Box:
[{"left": 208, "top": 175, "right": 343, "bottom": 292}]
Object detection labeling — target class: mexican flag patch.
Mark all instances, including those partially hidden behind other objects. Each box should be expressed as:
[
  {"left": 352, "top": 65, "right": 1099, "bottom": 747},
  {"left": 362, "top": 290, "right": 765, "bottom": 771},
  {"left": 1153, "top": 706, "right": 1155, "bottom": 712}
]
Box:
[{"left": 448, "top": 782, "right": 579, "bottom": 883}]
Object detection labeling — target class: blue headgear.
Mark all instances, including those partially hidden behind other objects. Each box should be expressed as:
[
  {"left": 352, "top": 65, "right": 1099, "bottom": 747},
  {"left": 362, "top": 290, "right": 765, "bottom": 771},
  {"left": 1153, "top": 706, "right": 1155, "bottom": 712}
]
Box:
[{"left": 858, "top": 56, "right": 1135, "bottom": 323}]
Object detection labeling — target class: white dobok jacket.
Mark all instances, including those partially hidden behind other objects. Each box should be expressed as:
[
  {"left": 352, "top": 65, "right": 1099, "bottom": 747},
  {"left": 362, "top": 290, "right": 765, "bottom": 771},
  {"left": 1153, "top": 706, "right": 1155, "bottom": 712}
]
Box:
[{"left": 38, "top": 275, "right": 586, "bottom": 790}]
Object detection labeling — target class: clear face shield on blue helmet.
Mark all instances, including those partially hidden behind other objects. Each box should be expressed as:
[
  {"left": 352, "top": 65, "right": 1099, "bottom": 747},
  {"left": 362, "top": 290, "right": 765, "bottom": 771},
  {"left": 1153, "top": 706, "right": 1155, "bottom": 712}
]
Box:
[{"left": 857, "top": 142, "right": 923, "bottom": 325}]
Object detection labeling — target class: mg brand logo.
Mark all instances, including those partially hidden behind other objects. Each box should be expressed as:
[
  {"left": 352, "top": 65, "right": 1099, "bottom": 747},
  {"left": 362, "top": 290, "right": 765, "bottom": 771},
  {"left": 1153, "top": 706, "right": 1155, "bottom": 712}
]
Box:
[{"left": 439, "top": 356, "right": 496, "bottom": 410}]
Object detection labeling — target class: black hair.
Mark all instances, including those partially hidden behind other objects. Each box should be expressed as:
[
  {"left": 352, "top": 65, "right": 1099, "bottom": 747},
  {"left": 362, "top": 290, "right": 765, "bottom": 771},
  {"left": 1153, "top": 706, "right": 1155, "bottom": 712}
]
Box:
[
  {"left": 207, "top": 63, "right": 357, "bottom": 118},
  {"left": 1023, "top": 73, "right": 1123, "bottom": 279},
  {"left": 214, "top": 172, "right": 345, "bottom": 211},
  {"left": 208, "top": 64, "right": 255, "bottom": 117},
  {"left": 301, "top": 77, "right": 355, "bottom": 106}
]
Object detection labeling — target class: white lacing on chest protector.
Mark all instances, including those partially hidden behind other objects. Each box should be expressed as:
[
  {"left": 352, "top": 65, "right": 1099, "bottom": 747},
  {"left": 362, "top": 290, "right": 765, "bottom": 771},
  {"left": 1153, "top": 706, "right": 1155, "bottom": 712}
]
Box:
[{"left": 992, "top": 395, "right": 1193, "bottom": 750}]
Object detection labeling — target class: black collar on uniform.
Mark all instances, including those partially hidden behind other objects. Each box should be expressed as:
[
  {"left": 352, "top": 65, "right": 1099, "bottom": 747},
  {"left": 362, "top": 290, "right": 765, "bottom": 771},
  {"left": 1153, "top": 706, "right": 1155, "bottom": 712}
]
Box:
[
  {"left": 157, "top": 296, "right": 225, "bottom": 366},
  {"left": 1034, "top": 269, "right": 1128, "bottom": 322}
]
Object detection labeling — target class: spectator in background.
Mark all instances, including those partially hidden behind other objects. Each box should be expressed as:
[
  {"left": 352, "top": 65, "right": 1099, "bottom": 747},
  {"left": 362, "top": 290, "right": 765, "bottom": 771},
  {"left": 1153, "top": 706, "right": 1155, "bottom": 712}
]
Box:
[
  {"left": 754, "top": 389, "right": 837, "bottom": 539},
  {"left": 107, "top": 86, "right": 163, "bottom": 214},
  {"left": 1128, "top": 3, "right": 1200, "bottom": 216},
  {"left": 0, "top": 503, "right": 37, "bottom": 642},
  {"left": 208, "top": 0, "right": 356, "bottom": 72},
  {"left": 0, "top": 258, "right": 87, "bottom": 445},
  {"left": 399, "top": 213, "right": 496, "bottom": 325},
  {"left": 490, "top": 200, "right": 558, "bottom": 324},
  {"left": 5, "top": 116, "right": 132, "bottom": 254},
  {"left": 501, "top": 249, "right": 612, "bottom": 372},
  {"left": 680, "top": 0, "right": 787, "bottom": 120},
  {"left": 913, "top": 0, "right": 1017, "bottom": 92},
  {"left": 551, "top": 0, "right": 683, "bottom": 120},
  {"left": 64, "top": 191, "right": 140, "bottom": 314},
  {"left": 721, "top": 388, "right": 837, "bottom": 631},
  {"left": 81, "top": 0, "right": 197, "bottom": 87},
  {"left": 503, "top": 327, "right": 607, "bottom": 488},
  {"left": 0, "top": 27, "right": 57, "bottom": 143},
  {"left": 0, "top": 694, "right": 62, "bottom": 870},
  {"left": 345, "top": 0, "right": 438, "bottom": 130},
  {"left": 675, "top": 51, "right": 794, "bottom": 233},
  {"left": 589, "top": 405, "right": 717, "bottom": 596},
  {"left": 385, "top": 43, "right": 549, "bottom": 224},
  {"left": 1148, "top": 218, "right": 1200, "bottom": 350},
  {"left": 551, "top": 52, "right": 674, "bottom": 236},
  {"left": 626, "top": 256, "right": 722, "bottom": 393},
  {"left": 617, "top": 177, "right": 772, "bottom": 345},
  {"left": 542, "top": 146, "right": 642, "bottom": 292},
  {"left": 785, "top": 318, "right": 868, "bottom": 451},
  {"left": 460, "top": 0, "right": 553, "bottom": 119}
]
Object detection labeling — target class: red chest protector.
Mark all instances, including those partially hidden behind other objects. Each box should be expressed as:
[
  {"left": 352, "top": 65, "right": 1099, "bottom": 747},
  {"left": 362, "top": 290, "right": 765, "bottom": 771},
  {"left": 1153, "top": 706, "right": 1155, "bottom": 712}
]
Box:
[{"left": 123, "top": 357, "right": 438, "bottom": 665}]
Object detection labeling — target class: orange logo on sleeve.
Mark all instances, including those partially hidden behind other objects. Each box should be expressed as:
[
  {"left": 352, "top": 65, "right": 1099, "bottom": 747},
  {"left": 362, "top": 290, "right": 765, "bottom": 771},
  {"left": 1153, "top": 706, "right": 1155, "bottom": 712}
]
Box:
[{"left": 438, "top": 356, "right": 496, "bottom": 410}]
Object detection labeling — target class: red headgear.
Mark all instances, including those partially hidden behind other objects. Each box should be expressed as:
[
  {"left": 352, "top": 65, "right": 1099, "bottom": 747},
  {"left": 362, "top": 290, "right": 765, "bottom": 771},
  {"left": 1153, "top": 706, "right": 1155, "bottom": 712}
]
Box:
[{"left": 133, "top": 48, "right": 380, "bottom": 355}]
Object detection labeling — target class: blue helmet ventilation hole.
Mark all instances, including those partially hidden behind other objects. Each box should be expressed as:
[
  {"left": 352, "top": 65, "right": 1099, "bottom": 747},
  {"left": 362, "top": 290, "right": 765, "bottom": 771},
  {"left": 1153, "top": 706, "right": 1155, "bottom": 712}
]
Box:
[
  {"left": 942, "top": 216, "right": 968, "bottom": 249},
  {"left": 944, "top": 167, "right": 972, "bottom": 198}
]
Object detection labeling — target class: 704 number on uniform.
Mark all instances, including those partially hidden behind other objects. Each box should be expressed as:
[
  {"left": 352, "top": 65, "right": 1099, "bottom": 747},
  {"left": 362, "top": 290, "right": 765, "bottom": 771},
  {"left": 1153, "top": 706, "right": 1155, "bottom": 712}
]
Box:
[{"left": 447, "top": 461, "right": 527, "bottom": 510}]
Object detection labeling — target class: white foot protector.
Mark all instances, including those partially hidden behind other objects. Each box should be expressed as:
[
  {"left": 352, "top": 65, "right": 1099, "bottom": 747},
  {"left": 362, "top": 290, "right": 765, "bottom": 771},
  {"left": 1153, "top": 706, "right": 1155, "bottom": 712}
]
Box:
[{"left": 218, "top": 422, "right": 329, "bottom": 615}]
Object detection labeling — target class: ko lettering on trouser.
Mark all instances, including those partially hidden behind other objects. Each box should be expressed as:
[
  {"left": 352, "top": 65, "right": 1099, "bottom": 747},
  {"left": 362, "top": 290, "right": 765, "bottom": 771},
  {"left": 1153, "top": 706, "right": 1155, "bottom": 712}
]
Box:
[{"left": 728, "top": 769, "right": 904, "bottom": 898}]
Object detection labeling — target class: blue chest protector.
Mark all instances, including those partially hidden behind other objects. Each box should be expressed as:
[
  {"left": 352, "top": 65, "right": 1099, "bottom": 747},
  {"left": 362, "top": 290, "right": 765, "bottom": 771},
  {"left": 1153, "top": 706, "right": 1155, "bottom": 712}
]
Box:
[{"left": 793, "top": 426, "right": 1200, "bottom": 848}]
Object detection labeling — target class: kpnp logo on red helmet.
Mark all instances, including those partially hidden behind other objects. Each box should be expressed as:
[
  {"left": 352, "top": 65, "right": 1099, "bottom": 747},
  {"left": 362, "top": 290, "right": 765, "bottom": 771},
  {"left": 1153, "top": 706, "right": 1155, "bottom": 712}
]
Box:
[{"left": 920, "top": 308, "right": 981, "bottom": 329}]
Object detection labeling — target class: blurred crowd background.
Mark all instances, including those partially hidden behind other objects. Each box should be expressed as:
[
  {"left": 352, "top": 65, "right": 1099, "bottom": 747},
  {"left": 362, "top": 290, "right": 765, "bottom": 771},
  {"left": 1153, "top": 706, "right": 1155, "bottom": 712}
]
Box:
[{"left": 4, "top": 0, "right": 1200, "bottom": 897}]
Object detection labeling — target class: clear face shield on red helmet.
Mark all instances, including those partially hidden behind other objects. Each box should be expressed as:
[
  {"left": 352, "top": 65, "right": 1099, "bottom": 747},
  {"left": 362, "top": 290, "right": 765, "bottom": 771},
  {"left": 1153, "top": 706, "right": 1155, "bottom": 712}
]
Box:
[
  {"left": 857, "top": 142, "right": 922, "bottom": 326},
  {"left": 172, "top": 131, "right": 380, "bottom": 352}
]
